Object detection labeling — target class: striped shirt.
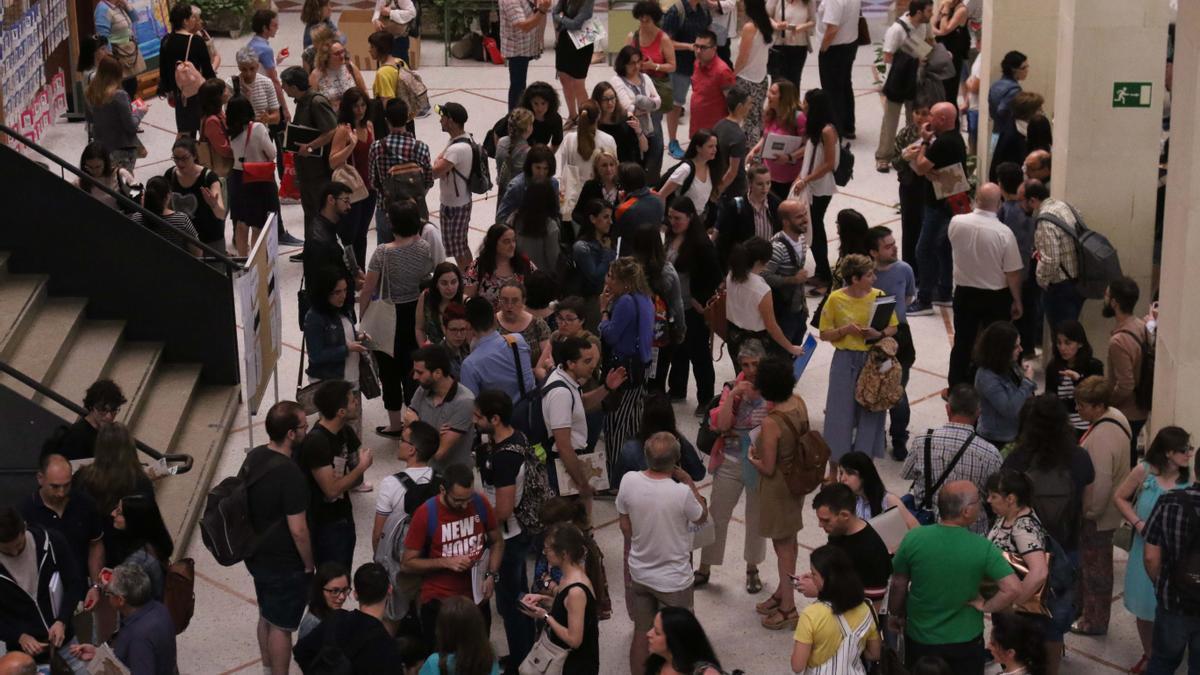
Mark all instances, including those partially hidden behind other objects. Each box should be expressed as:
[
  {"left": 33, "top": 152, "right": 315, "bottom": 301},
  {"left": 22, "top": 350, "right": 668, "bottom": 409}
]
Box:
[
  {"left": 367, "top": 239, "right": 433, "bottom": 304},
  {"left": 1033, "top": 198, "right": 1080, "bottom": 288},
  {"left": 762, "top": 231, "right": 807, "bottom": 314},
  {"left": 235, "top": 73, "right": 279, "bottom": 117},
  {"left": 902, "top": 422, "right": 1003, "bottom": 534},
  {"left": 131, "top": 212, "right": 200, "bottom": 252}
]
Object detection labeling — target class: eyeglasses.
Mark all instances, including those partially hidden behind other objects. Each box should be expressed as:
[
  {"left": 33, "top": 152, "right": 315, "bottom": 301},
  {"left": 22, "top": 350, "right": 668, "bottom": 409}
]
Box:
[
  {"left": 171, "top": 155, "right": 190, "bottom": 163},
  {"left": 558, "top": 314, "right": 581, "bottom": 323},
  {"left": 323, "top": 586, "right": 351, "bottom": 597},
  {"left": 695, "top": 44, "right": 715, "bottom": 51},
  {"left": 600, "top": 95, "right": 617, "bottom": 103}
]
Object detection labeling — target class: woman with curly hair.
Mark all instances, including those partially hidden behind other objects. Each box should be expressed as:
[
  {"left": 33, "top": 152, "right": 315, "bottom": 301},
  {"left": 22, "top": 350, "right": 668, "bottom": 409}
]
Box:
[
  {"left": 464, "top": 224, "right": 537, "bottom": 308},
  {"left": 521, "top": 81, "right": 566, "bottom": 149},
  {"left": 599, "top": 257, "right": 656, "bottom": 484},
  {"left": 308, "top": 38, "right": 365, "bottom": 112}
]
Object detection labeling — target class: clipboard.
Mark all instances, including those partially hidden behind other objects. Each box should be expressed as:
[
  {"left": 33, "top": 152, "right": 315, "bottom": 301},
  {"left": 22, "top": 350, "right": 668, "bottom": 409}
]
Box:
[
  {"left": 283, "top": 123, "right": 324, "bottom": 156},
  {"left": 762, "top": 132, "right": 805, "bottom": 161}
]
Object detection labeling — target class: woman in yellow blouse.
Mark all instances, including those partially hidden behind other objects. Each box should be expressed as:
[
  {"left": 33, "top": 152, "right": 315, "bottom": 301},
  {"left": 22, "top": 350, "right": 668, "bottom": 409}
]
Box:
[{"left": 818, "top": 254, "right": 898, "bottom": 474}]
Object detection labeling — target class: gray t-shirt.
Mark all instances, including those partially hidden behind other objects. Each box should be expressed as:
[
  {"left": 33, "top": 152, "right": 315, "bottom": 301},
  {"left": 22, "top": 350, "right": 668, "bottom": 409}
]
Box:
[
  {"left": 712, "top": 118, "right": 748, "bottom": 198},
  {"left": 873, "top": 262, "right": 917, "bottom": 323},
  {"left": 409, "top": 381, "right": 477, "bottom": 472}
]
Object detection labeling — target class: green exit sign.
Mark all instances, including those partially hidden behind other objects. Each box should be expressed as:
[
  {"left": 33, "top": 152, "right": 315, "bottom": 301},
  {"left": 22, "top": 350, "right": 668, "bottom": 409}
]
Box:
[{"left": 1113, "top": 82, "right": 1152, "bottom": 108}]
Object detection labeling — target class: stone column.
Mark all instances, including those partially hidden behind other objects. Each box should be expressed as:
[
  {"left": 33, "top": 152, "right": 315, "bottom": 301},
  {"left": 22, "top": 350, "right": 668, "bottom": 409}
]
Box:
[
  {"left": 1152, "top": 1, "right": 1197, "bottom": 433},
  {"left": 975, "top": 0, "right": 1060, "bottom": 180},
  {"left": 1052, "top": 0, "right": 1168, "bottom": 360}
]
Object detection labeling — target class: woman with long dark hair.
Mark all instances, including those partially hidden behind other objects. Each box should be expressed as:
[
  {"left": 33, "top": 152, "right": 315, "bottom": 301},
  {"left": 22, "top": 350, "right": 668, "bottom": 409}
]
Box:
[
  {"left": 158, "top": 3, "right": 215, "bottom": 136},
  {"left": 599, "top": 257, "right": 656, "bottom": 484},
  {"left": 521, "top": 82, "right": 566, "bottom": 148},
  {"left": 571, "top": 199, "right": 617, "bottom": 327},
  {"left": 197, "top": 78, "right": 233, "bottom": 171},
  {"left": 110, "top": 494, "right": 175, "bottom": 600},
  {"left": 725, "top": 237, "right": 807, "bottom": 362},
  {"left": 827, "top": 208, "right": 872, "bottom": 288},
  {"left": 627, "top": 224, "right": 686, "bottom": 385},
  {"left": 559, "top": 101, "right": 617, "bottom": 219},
  {"left": 419, "top": 595, "right": 499, "bottom": 674},
  {"left": 415, "top": 262, "right": 464, "bottom": 346},
  {"left": 733, "top": 0, "right": 774, "bottom": 147},
  {"left": 751, "top": 79, "right": 807, "bottom": 200},
  {"left": 330, "top": 87, "right": 376, "bottom": 266},
  {"left": 511, "top": 178, "right": 562, "bottom": 273},
  {"left": 553, "top": 0, "right": 598, "bottom": 118},
  {"left": 973, "top": 321, "right": 1036, "bottom": 448},
  {"left": 791, "top": 545, "right": 881, "bottom": 671},
  {"left": 608, "top": 45, "right": 663, "bottom": 179},
  {"left": 989, "top": 612, "right": 1048, "bottom": 675},
  {"left": 77, "top": 141, "right": 136, "bottom": 210},
  {"left": 1045, "top": 319, "right": 1103, "bottom": 437},
  {"left": 304, "top": 265, "right": 367, "bottom": 435},
  {"left": 465, "top": 223, "right": 537, "bottom": 308},
  {"left": 165, "top": 136, "right": 227, "bottom": 251},
  {"left": 644, "top": 607, "right": 724, "bottom": 675},
  {"left": 1113, "top": 426, "right": 1194, "bottom": 672},
  {"left": 592, "top": 82, "right": 648, "bottom": 164},
  {"left": 131, "top": 176, "right": 203, "bottom": 256},
  {"left": 790, "top": 88, "right": 840, "bottom": 292},
  {"left": 226, "top": 96, "right": 279, "bottom": 257},
  {"left": 297, "top": 562, "right": 350, "bottom": 640},
  {"left": 663, "top": 198, "right": 720, "bottom": 411},
  {"left": 519, "top": 523, "right": 600, "bottom": 674},
  {"left": 838, "top": 451, "right": 918, "bottom": 527},
  {"left": 657, "top": 130, "right": 719, "bottom": 220}
]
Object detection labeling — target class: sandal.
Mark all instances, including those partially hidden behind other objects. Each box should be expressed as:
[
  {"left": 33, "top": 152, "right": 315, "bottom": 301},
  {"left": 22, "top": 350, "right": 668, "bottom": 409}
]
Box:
[
  {"left": 1069, "top": 620, "right": 1105, "bottom": 636},
  {"left": 1130, "top": 654, "right": 1149, "bottom": 674},
  {"left": 693, "top": 570, "right": 711, "bottom": 588},
  {"left": 755, "top": 596, "right": 781, "bottom": 616},
  {"left": 746, "top": 569, "right": 763, "bottom": 594},
  {"left": 761, "top": 606, "right": 799, "bottom": 630}
]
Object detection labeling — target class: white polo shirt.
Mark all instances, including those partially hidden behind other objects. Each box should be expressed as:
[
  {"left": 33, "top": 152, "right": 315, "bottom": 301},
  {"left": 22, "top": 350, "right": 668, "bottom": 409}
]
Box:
[
  {"left": 817, "top": 0, "right": 863, "bottom": 47},
  {"left": 947, "top": 208, "right": 1024, "bottom": 290},
  {"left": 542, "top": 367, "right": 587, "bottom": 450}
]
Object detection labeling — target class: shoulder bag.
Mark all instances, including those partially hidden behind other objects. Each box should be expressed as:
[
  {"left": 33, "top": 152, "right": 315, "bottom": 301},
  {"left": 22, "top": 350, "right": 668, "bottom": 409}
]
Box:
[
  {"left": 330, "top": 128, "right": 370, "bottom": 203},
  {"left": 197, "top": 118, "right": 234, "bottom": 178},
  {"left": 240, "top": 122, "right": 277, "bottom": 183},
  {"left": 901, "top": 429, "right": 976, "bottom": 524},
  {"left": 360, "top": 249, "right": 398, "bottom": 356},
  {"left": 519, "top": 623, "right": 570, "bottom": 675},
  {"left": 175, "top": 33, "right": 205, "bottom": 99}
]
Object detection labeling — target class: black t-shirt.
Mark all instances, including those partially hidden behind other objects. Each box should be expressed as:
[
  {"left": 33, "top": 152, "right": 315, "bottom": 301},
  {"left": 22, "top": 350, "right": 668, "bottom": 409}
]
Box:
[
  {"left": 599, "top": 120, "right": 642, "bottom": 164},
  {"left": 292, "top": 609, "right": 400, "bottom": 672},
  {"left": 1001, "top": 446, "right": 1096, "bottom": 551},
  {"left": 165, "top": 166, "right": 224, "bottom": 244},
  {"left": 531, "top": 113, "right": 565, "bottom": 148},
  {"left": 57, "top": 419, "right": 98, "bottom": 461},
  {"left": 244, "top": 445, "right": 310, "bottom": 572},
  {"left": 298, "top": 425, "right": 361, "bottom": 526},
  {"left": 924, "top": 129, "right": 967, "bottom": 205},
  {"left": 477, "top": 433, "right": 525, "bottom": 490},
  {"left": 20, "top": 491, "right": 103, "bottom": 582},
  {"left": 828, "top": 524, "right": 893, "bottom": 591}
]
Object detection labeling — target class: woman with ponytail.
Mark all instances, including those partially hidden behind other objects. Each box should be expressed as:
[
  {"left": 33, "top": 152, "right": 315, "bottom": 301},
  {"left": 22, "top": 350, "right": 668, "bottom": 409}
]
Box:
[{"left": 558, "top": 101, "right": 618, "bottom": 220}]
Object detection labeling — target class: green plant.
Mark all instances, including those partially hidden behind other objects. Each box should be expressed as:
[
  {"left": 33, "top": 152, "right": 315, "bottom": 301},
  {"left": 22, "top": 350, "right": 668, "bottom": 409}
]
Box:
[
  {"left": 193, "top": 0, "right": 251, "bottom": 18},
  {"left": 425, "top": 0, "right": 479, "bottom": 40}
]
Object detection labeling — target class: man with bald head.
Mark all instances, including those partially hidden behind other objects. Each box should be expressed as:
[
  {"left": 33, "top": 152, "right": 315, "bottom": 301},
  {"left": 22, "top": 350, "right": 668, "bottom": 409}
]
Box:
[
  {"left": 21, "top": 453, "right": 104, "bottom": 611},
  {"left": 0, "top": 652, "right": 35, "bottom": 675},
  {"left": 762, "top": 199, "right": 812, "bottom": 348},
  {"left": 1023, "top": 149, "right": 1051, "bottom": 185},
  {"left": 945, "top": 182, "right": 1024, "bottom": 387},
  {"left": 888, "top": 480, "right": 1020, "bottom": 674},
  {"left": 903, "top": 101, "right": 968, "bottom": 315}
]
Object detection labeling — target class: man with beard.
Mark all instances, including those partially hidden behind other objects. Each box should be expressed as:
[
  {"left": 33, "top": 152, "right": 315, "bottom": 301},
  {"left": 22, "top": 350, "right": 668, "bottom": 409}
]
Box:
[
  {"left": 868, "top": 225, "right": 917, "bottom": 460},
  {"left": 1103, "top": 277, "right": 1150, "bottom": 466},
  {"left": 404, "top": 345, "right": 477, "bottom": 473},
  {"left": 1021, "top": 178, "right": 1084, "bottom": 331}
]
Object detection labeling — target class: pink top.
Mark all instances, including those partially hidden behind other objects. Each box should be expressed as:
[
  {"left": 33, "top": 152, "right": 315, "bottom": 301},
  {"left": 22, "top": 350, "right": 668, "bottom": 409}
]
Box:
[
  {"left": 201, "top": 114, "right": 232, "bottom": 158},
  {"left": 636, "top": 30, "right": 669, "bottom": 81},
  {"left": 762, "top": 111, "right": 806, "bottom": 184}
]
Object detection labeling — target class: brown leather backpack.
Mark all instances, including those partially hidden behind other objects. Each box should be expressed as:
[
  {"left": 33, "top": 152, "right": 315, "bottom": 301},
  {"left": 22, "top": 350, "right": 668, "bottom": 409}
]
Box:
[{"left": 768, "top": 399, "right": 830, "bottom": 497}]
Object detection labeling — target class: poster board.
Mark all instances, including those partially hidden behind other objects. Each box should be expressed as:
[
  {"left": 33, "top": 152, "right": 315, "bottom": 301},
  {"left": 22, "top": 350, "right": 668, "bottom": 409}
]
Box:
[
  {"left": 129, "top": 0, "right": 169, "bottom": 62},
  {"left": 233, "top": 214, "right": 281, "bottom": 413}
]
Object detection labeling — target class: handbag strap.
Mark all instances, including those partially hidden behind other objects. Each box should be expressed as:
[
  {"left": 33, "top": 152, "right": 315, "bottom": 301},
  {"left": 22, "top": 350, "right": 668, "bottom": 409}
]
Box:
[
  {"left": 504, "top": 334, "right": 530, "bottom": 397},
  {"left": 182, "top": 32, "right": 194, "bottom": 62},
  {"left": 921, "top": 430, "right": 977, "bottom": 509}
]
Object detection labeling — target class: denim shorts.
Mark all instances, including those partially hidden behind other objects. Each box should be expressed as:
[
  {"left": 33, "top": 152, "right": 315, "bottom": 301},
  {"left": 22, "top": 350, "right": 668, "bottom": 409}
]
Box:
[
  {"left": 249, "top": 565, "right": 308, "bottom": 631},
  {"left": 670, "top": 72, "right": 691, "bottom": 107}
]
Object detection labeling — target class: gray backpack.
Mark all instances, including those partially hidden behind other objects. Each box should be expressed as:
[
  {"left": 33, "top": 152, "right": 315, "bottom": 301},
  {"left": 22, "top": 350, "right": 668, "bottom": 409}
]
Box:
[{"left": 1036, "top": 204, "right": 1122, "bottom": 300}]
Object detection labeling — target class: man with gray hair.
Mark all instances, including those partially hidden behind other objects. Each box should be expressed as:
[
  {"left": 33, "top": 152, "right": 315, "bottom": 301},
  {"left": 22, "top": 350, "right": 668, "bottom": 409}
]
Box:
[
  {"left": 946, "top": 182, "right": 1024, "bottom": 387},
  {"left": 888, "top": 481, "right": 1019, "bottom": 674},
  {"left": 901, "top": 384, "right": 1002, "bottom": 533},
  {"left": 616, "top": 431, "right": 709, "bottom": 674},
  {"left": 71, "top": 563, "right": 176, "bottom": 674}
]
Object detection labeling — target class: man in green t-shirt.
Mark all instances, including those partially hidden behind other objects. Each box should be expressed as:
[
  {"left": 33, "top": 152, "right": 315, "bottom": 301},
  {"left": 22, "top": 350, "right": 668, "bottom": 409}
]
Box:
[{"left": 887, "top": 480, "right": 1019, "bottom": 675}]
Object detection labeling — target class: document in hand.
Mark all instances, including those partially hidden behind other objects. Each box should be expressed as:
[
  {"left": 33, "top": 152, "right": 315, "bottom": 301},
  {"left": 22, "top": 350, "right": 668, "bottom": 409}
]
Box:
[
  {"left": 792, "top": 333, "right": 820, "bottom": 379},
  {"left": 762, "top": 132, "right": 806, "bottom": 161},
  {"left": 283, "top": 123, "right": 324, "bottom": 156}
]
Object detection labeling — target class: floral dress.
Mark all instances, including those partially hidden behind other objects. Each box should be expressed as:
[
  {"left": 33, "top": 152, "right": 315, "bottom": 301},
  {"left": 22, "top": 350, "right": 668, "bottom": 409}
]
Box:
[{"left": 464, "top": 257, "right": 538, "bottom": 308}]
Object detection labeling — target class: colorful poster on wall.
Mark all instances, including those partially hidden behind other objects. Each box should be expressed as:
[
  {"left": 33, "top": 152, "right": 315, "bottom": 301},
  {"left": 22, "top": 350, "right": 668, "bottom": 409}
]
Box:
[{"left": 129, "top": 0, "right": 169, "bottom": 62}]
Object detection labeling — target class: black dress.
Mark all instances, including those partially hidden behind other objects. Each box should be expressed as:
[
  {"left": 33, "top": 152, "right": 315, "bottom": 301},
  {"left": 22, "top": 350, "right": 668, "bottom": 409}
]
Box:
[
  {"left": 599, "top": 119, "right": 642, "bottom": 164},
  {"left": 547, "top": 582, "right": 599, "bottom": 674},
  {"left": 554, "top": 0, "right": 595, "bottom": 79}
]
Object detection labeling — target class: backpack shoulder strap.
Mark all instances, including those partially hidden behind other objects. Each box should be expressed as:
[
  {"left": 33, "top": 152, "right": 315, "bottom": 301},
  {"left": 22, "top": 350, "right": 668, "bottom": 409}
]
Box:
[
  {"left": 542, "top": 379, "right": 574, "bottom": 411},
  {"left": 503, "top": 334, "right": 530, "bottom": 397},
  {"left": 422, "top": 496, "right": 439, "bottom": 557},
  {"left": 1036, "top": 212, "right": 1077, "bottom": 239},
  {"left": 928, "top": 432, "right": 977, "bottom": 499},
  {"left": 920, "top": 429, "right": 934, "bottom": 508}
]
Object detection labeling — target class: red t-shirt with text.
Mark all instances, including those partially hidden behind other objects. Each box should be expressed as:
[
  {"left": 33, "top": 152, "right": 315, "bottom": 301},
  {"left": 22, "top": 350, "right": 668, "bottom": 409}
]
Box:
[{"left": 404, "top": 493, "right": 497, "bottom": 604}]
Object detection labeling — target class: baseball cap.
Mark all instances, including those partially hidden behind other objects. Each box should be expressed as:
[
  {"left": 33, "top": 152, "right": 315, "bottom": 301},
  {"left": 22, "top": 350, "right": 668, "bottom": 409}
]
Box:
[{"left": 438, "top": 102, "right": 468, "bottom": 126}]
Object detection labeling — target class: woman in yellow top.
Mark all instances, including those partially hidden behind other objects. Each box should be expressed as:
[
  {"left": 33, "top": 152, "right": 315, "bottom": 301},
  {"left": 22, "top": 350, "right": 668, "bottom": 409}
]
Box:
[
  {"left": 818, "top": 254, "right": 898, "bottom": 475},
  {"left": 791, "top": 545, "right": 882, "bottom": 674}
]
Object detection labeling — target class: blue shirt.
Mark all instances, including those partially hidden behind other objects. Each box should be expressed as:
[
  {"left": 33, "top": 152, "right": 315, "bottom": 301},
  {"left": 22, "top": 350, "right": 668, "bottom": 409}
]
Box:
[
  {"left": 248, "top": 35, "right": 275, "bottom": 70},
  {"left": 873, "top": 262, "right": 917, "bottom": 323},
  {"left": 974, "top": 367, "right": 1036, "bottom": 444},
  {"left": 600, "top": 293, "right": 654, "bottom": 363},
  {"left": 460, "top": 331, "right": 536, "bottom": 401},
  {"left": 113, "top": 601, "right": 177, "bottom": 675},
  {"left": 419, "top": 653, "right": 500, "bottom": 675}
]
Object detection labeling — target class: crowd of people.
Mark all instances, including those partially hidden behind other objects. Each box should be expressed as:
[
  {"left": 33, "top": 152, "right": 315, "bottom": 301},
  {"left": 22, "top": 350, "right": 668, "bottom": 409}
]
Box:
[{"left": 24, "top": 0, "right": 1188, "bottom": 674}]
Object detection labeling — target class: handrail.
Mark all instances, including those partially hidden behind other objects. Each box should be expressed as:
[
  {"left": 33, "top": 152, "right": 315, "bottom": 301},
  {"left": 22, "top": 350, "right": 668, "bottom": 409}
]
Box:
[
  {"left": 0, "top": 125, "right": 241, "bottom": 277},
  {"left": 0, "top": 359, "right": 194, "bottom": 475}
]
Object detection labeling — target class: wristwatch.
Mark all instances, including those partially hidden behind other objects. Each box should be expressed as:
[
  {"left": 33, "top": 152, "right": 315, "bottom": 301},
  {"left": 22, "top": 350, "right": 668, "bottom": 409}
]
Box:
[{"left": 485, "top": 571, "right": 499, "bottom": 580}]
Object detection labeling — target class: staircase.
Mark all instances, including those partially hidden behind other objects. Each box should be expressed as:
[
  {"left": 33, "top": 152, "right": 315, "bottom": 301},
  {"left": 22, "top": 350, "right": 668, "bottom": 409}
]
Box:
[{"left": 0, "top": 250, "right": 240, "bottom": 549}]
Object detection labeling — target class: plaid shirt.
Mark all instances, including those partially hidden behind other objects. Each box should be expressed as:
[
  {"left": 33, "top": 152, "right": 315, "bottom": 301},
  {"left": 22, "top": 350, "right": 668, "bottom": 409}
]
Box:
[
  {"left": 902, "top": 422, "right": 1003, "bottom": 534},
  {"left": 500, "top": 0, "right": 544, "bottom": 59},
  {"left": 1033, "top": 198, "right": 1080, "bottom": 289},
  {"left": 1144, "top": 485, "right": 1200, "bottom": 615},
  {"left": 368, "top": 130, "right": 433, "bottom": 195}
]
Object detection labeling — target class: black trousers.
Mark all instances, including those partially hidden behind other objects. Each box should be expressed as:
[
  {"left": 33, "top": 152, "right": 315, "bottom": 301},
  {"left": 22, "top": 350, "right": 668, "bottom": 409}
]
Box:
[
  {"left": 667, "top": 308, "right": 716, "bottom": 404},
  {"left": 905, "top": 634, "right": 985, "bottom": 675},
  {"left": 898, "top": 178, "right": 925, "bottom": 280},
  {"left": 949, "top": 286, "right": 1013, "bottom": 387},
  {"left": 375, "top": 300, "right": 419, "bottom": 411},
  {"left": 810, "top": 194, "right": 834, "bottom": 286},
  {"left": 818, "top": 42, "right": 858, "bottom": 135}
]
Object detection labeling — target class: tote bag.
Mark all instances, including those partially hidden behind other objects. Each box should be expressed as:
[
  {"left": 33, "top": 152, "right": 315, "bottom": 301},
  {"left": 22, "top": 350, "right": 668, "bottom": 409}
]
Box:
[
  {"left": 519, "top": 626, "right": 570, "bottom": 675},
  {"left": 361, "top": 250, "right": 398, "bottom": 356}
]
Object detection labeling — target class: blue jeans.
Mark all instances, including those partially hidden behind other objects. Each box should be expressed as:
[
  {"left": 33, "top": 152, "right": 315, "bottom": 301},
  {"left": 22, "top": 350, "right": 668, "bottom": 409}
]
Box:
[
  {"left": 507, "top": 56, "right": 534, "bottom": 110},
  {"left": 312, "top": 517, "right": 355, "bottom": 571},
  {"left": 1148, "top": 606, "right": 1200, "bottom": 675},
  {"left": 916, "top": 204, "right": 953, "bottom": 304},
  {"left": 1042, "top": 280, "right": 1084, "bottom": 337},
  {"left": 496, "top": 532, "right": 535, "bottom": 666}
]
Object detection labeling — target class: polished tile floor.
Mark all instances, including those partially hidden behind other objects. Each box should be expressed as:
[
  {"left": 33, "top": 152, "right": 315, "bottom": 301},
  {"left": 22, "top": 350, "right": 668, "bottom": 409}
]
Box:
[{"left": 32, "top": 14, "right": 1150, "bottom": 674}]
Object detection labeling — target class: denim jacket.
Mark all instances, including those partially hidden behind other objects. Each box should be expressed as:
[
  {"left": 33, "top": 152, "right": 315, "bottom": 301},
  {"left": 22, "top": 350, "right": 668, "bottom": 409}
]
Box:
[
  {"left": 572, "top": 238, "right": 616, "bottom": 296},
  {"left": 304, "top": 308, "right": 349, "bottom": 381}
]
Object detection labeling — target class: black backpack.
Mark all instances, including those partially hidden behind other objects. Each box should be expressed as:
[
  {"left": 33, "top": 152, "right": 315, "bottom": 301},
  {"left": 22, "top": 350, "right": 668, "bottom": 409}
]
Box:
[
  {"left": 1118, "top": 328, "right": 1155, "bottom": 411},
  {"left": 1036, "top": 204, "right": 1123, "bottom": 300},
  {"left": 1170, "top": 501, "right": 1200, "bottom": 600},
  {"left": 450, "top": 136, "right": 493, "bottom": 195},
  {"left": 882, "top": 20, "right": 920, "bottom": 103},
  {"left": 199, "top": 450, "right": 286, "bottom": 567},
  {"left": 1026, "top": 462, "right": 1080, "bottom": 550},
  {"left": 307, "top": 612, "right": 354, "bottom": 675},
  {"left": 657, "top": 160, "right": 697, "bottom": 213},
  {"left": 833, "top": 141, "right": 855, "bottom": 187}
]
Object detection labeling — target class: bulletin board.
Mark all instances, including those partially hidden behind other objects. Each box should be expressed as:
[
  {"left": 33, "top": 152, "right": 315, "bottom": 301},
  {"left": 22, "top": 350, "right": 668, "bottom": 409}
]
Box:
[{"left": 0, "top": 0, "right": 74, "bottom": 145}]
